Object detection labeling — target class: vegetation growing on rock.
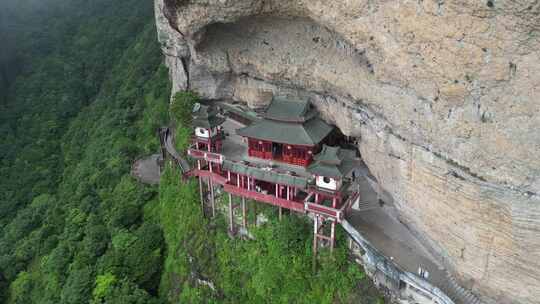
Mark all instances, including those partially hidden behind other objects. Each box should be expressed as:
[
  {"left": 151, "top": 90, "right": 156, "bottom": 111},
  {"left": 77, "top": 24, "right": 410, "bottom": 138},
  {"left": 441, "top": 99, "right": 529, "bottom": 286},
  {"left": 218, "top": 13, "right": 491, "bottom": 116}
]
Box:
[
  {"left": 170, "top": 91, "right": 199, "bottom": 152},
  {"left": 0, "top": 0, "right": 383, "bottom": 303}
]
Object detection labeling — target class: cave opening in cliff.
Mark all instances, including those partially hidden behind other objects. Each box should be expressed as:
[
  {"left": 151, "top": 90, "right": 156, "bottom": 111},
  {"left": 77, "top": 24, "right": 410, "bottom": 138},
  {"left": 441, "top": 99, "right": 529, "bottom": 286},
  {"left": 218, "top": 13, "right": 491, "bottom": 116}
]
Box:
[{"left": 191, "top": 15, "right": 373, "bottom": 100}]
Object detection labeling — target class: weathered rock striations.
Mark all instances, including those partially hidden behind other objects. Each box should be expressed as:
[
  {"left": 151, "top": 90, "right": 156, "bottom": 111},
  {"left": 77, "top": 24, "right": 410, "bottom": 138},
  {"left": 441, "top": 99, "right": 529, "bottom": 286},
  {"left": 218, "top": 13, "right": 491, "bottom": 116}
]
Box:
[{"left": 154, "top": 1, "right": 540, "bottom": 303}]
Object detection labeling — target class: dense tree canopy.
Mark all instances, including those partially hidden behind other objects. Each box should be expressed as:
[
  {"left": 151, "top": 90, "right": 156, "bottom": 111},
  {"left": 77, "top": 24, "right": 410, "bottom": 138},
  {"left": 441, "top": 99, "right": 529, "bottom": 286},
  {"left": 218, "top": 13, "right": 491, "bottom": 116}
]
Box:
[
  {"left": 0, "top": 0, "right": 169, "bottom": 302},
  {"left": 0, "top": 0, "right": 383, "bottom": 303}
]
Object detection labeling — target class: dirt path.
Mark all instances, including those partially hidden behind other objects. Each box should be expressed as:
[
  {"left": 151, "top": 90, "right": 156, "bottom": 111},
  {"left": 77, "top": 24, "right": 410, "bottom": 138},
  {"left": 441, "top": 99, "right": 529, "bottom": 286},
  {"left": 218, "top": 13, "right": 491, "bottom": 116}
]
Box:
[{"left": 132, "top": 154, "right": 161, "bottom": 185}]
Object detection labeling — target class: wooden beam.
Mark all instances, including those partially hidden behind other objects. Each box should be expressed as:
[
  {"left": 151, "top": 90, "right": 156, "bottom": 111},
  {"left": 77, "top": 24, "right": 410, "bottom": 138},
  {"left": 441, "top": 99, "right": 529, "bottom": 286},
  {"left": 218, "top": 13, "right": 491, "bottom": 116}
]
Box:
[
  {"left": 223, "top": 184, "right": 305, "bottom": 213},
  {"left": 315, "top": 234, "right": 333, "bottom": 241},
  {"left": 188, "top": 169, "right": 228, "bottom": 185}
]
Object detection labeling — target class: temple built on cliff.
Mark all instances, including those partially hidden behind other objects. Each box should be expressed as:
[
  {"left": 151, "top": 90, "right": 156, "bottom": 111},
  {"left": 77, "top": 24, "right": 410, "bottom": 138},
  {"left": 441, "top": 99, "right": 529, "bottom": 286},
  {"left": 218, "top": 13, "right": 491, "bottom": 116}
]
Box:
[
  {"left": 156, "top": 96, "right": 477, "bottom": 304},
  {"left": 187, "top": 97, "right": 359, "bottom": 253}
]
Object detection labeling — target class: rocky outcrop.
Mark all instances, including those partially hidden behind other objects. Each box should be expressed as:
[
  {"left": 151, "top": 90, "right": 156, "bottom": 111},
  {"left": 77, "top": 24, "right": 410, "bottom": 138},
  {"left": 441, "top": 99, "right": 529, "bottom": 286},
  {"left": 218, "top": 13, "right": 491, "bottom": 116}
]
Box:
[{"left": 153, "top": 1, "right": 540, "bottom": 303}]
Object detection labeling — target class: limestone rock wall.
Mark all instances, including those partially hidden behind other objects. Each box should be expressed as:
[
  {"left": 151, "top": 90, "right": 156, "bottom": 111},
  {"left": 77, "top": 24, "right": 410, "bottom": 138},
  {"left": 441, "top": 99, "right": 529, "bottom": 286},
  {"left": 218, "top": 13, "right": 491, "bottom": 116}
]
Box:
[{"left": 154, "top": 1, "right": 540, "bottom": 303}]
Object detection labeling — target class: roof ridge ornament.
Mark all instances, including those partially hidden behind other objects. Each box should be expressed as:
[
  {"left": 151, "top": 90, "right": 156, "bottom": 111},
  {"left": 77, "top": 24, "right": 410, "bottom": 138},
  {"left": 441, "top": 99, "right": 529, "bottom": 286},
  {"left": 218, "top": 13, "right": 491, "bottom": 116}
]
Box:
[{"left": 192, "top": 102, "right": 201, "bottom": 113}]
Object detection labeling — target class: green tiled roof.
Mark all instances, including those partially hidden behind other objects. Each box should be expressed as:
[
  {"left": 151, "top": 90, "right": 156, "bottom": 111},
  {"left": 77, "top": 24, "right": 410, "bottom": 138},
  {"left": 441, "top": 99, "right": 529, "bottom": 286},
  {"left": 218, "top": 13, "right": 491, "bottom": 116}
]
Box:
[
  {"left": 308, "top": 145, "right": 357, "bottom": 178},
  {"left": 222, "top": 160, "right": 309, "bottom": 188},
  {"left": 218, "top": 102, "right": 261, "bottom": 124},
  {"left": 236, "top": 117, "right": 333, "bottom": 146},
  {"left": 313, "top": 145, "right": 341, "bottom": 164},
  {"left": 264, "top": 97, "right": 316, "bottom": 122},
  {"left": 192, "top": 103, "right": 225, "bottom": 128}
]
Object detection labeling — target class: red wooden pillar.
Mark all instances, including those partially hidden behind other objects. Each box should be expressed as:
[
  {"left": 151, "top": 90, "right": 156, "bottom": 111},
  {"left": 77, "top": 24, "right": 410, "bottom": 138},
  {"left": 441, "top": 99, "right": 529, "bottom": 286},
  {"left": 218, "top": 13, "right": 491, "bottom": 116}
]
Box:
[{"left": 312, "top": 216, "right": 336, "bottom": 259}]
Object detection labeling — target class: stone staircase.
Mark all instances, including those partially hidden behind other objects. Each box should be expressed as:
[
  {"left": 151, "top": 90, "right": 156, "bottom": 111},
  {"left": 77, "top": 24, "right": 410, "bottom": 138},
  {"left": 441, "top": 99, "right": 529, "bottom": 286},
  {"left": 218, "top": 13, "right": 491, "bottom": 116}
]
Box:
[
  {"left": 354, "top": 199, "right": 379, "bottom": 211},
  {"left": 439, "top": 271, "right": 482, "bottom": 304}
]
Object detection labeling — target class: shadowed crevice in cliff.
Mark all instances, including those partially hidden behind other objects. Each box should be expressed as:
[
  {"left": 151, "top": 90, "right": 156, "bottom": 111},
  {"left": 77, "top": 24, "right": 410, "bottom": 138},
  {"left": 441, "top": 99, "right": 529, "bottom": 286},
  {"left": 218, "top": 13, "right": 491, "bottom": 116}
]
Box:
[
  {"left": 162, "top": 0, "right": 184, "bottom": 35},
  {"left": 189, "top": 15, "right": 374, "bottom": 99}
]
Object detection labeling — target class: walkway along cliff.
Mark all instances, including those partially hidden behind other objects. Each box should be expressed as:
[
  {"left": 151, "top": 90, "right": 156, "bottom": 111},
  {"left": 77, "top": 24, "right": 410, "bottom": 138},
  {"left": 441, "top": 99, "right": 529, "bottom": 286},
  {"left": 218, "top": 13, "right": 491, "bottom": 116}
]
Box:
[{"left": 157, "top": 98, "right": 485, "bottom": 304}]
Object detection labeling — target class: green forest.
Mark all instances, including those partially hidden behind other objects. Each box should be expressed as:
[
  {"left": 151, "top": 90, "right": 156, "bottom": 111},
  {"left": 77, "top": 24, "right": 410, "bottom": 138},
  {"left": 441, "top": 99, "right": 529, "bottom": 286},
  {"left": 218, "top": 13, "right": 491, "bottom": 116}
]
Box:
[{"left": 0, "top": 0, "right": 382, "bottom": 303}]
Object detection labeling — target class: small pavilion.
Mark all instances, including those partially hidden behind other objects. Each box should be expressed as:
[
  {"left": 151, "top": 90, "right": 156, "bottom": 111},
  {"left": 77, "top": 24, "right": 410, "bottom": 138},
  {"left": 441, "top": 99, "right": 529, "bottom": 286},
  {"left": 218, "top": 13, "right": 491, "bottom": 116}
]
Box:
[
  {"left": 308, "top": 144, "right": 357, "bottom": 206},
  {"left": 192, "top": 103, "right": 225, "bottom": 153}
]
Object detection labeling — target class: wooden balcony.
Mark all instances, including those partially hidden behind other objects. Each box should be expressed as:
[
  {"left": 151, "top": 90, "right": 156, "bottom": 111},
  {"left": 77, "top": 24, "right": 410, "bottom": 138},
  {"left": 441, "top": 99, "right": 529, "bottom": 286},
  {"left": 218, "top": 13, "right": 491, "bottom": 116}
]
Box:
[
  {"left": 187, "top": 146, "right": 224, "bottom": 164},
  {"left": 223, "top": 183, "right": 305, "bottom": 213},
  {"left": 187, "top": 169, "right": 228, "bottom": 185},
  {"left": 304, "top": 191, "right": 359, "bottom": 222},
  {"left": 191, "top": 133, "right": 224, "bottom": 143}
]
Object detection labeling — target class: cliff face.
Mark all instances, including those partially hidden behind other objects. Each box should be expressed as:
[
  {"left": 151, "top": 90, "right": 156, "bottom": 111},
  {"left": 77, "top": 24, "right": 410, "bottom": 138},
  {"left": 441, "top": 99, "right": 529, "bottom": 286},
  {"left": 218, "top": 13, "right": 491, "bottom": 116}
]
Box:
[{"left": 154, "top": 1, "right": 540, "bottom": 303}]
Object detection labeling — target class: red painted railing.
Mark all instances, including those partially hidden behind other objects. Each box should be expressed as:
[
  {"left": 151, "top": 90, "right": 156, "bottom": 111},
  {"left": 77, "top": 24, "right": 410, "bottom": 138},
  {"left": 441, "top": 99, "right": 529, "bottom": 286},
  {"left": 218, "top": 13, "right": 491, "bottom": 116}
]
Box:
[
  {"left": 304, "top": 191, "right": 360, "bottom": 222},
  {"left": 187, "top": 146, "right": 224, "bottom": 164},
  {"left": 185, "top": 150, "right": 360, "bottom": 220},
  {"left": 248, "top": 149, "right": 273, "bottom": 159},
  {"left": 283, "top": 155, "right": 310, "bottom": 166},
  {"left": 188, "top": 149, "right": 205, "bottom": 158},
  {"left": 188, "top": 169, "right": 228, "bottom": 185},
  {"left": 247, "top": 151, "right": 311, "bottom": 167},
  {"left": 191, "top": 134, "right": 223, "bottom": 143},
  {"left": 305, "top": 201, "right": 341, "bottom": 220},
  {"left": 223, "top": 183, "right": 305, "bottom": 213}
]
